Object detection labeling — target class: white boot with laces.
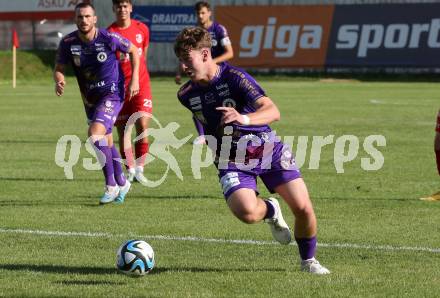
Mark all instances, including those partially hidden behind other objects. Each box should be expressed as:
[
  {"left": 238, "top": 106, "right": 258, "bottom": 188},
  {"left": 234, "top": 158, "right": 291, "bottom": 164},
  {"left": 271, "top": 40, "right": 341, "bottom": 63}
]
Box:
[
  {"left": 264, "top": 197, "right": 292, "bottom": 245},
  {"left": 300, "top": 258, "right": 330, "bottom": 275}
]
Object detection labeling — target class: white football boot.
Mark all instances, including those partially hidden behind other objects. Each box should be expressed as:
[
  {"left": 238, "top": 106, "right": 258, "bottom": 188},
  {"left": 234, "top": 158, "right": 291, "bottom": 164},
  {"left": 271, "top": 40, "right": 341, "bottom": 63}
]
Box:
[
  {"left": 264, "top": 197, "right": 292, "bottom": 245},
  {"left": 134, "top": 166, "right": 148, "bottom": 184},
  {"left": 99, "top": 185, "right": 119, "bottom": 204},
  {"left": 126, "top": 168, "right": 136, "bottom": 183},
  {"left": 114, "top": 180, "right": 131, "bottom": 204},
  {"left": 300, "top": 258, "right": 330, "bottom": 275}
]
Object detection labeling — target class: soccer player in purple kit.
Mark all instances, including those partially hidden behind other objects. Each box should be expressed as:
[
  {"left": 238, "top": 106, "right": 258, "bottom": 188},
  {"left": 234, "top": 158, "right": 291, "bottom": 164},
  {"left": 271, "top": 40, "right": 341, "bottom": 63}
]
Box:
[
  {"left": 176, "top": 1, "right": 234, "bottom": 145},
  {"left": 54, "top": 3, "right": 140, "bottom": 204},
  {"left": 175, "top": 27, "right": 330, "bottom": 274}
]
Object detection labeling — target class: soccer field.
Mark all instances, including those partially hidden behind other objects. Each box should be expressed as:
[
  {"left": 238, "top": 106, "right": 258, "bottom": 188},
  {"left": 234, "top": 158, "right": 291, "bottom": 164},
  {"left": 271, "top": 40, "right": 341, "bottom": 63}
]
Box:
[{"left": 0, "top": 78, "right": 439, "bottom": 297}]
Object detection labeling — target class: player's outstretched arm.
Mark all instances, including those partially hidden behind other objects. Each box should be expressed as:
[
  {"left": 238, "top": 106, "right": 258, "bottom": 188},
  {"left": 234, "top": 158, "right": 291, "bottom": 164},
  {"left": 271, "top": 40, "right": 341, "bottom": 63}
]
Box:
[
  {"left": 53, "top": 63, "right": 66, "bottom": 97},
  {"left": 213, "top": 44, "right": 234, "bottom": 64},
  {"left": 175, "top": 64, "right": 183, "bottom": 85},
  {"left": 216, "top": 96, "right": 280, "bottom": 126},
  {"left": 127, "top": 43, "right": 140, "bottom": 100}
]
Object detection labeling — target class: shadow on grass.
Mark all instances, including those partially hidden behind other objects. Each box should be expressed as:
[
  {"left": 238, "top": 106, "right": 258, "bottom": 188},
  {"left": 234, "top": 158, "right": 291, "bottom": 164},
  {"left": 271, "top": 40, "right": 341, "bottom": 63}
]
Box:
[
  {"left": 0, "top": 195, "right": 219, "bottom": 208},
  {"left": 54, "top": 280, "right": 126, "bottom": 286},
  {"left": 0, "top": 140, "right": 56, "bottom": 144},
  {"left": 0, "top": 200, "right": 98, "bottom": 207},
  {"left": 0, "top": 177, "right": 101, "bottom": 182},
  {"left": 0, "top": 264, "right": 286, "bottom": 276},
  {"left": 315, "top": 196, "right": 413, "bottom": 202},
  {"left": 0, "top": 264, "right": 116, "bottom": 275},
  {"left": 151, "top": 266, "right": 286, "bottom": 274},
  {"left": 76, "top": 194, "right": 219, "bottom": 200}
]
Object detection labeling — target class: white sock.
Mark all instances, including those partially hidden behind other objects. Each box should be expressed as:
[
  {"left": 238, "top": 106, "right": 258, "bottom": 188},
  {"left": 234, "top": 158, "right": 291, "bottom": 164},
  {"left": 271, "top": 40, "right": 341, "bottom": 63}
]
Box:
[{"left": 106, "top": 185, "right": 119, "bottom": 193}]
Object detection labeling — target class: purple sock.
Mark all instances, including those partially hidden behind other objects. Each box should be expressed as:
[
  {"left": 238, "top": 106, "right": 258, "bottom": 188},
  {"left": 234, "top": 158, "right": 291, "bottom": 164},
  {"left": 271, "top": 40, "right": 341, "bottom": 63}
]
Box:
[
  {"left": 295, "top": 236, "right": 317, "bottom": 260},
  {"left": 94, "top": 140, "right": 116, "bottom": 186},
  {"left": 111, "top": 145, "right": 127, "bottom": 186},
  {"left": 263, "top": 200, "right": 275, "bottom": 219},
  {"left": 192, "top": 116, "right": 205, "bottom": 136}
]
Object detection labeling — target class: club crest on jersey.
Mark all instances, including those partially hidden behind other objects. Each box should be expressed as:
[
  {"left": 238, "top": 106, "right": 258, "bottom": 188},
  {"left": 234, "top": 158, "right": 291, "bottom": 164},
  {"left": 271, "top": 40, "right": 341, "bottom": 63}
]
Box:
[
  {"left": 97, "top": 52, "right": 107, "bottom": 62},
  {"left": 136, "top": 34, "right": 142, "bottom": 43},
  {"left": 222, "top": 98, "right": 236, "bottom": 108}
]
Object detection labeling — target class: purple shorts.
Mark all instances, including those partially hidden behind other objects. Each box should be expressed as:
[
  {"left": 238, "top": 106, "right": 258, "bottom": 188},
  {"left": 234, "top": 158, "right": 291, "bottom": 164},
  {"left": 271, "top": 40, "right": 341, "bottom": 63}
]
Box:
[
  {"left": 85, "top": 94, "right": 123, "bottom": 134},
  {"left": 218, "top": 141, "right": 301, "bottom": 199}
]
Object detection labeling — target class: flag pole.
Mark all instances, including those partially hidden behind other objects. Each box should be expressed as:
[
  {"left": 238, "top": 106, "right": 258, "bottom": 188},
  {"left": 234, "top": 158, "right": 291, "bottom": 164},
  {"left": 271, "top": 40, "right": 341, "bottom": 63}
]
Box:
[
  {"left": 12, "top": 44, "right": 16, "bottom": 88},
  {"left": 11, "top": 28, "right": 19, "bottom": 88}
]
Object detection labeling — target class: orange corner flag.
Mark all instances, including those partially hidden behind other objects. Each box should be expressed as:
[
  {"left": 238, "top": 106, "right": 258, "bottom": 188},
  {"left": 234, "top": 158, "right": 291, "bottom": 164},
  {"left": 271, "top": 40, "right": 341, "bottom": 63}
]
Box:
[{"left": 12, "top": 29, "right": 19, "bottom": 48}]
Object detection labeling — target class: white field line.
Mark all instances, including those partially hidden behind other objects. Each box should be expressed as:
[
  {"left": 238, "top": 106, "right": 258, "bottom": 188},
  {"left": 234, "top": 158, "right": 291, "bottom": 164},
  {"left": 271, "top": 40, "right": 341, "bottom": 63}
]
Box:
[{"left": 1, "top": 228, "right": 439, "bottom": 254}]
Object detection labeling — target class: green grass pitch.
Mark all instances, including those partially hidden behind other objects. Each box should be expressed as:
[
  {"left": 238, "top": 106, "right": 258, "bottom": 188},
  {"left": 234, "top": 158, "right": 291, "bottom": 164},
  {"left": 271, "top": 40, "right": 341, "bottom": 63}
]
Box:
[{"left": 0, "top": 78, "right": 439, "bottom": 297}]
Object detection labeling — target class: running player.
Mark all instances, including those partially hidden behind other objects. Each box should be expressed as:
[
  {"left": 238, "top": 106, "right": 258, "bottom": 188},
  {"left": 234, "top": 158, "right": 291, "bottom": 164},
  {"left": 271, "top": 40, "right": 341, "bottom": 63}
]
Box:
[
  {"left": 54, "top": 3, "right": 139, "bottom": 204},
  {"left": 175, "top": 27, "right": 330, "bottom": 274},
  {"left": 175, "top": 1, "right": 234, "bottom": 144},
  {"left": 108, "top": 0, "right": 153, "bottom": 185}
]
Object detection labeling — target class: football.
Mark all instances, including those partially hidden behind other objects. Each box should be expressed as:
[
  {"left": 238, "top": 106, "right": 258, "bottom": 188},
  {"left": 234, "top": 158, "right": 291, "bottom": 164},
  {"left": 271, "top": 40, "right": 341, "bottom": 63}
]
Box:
[{"left": 116, "top": 239, "right": 155, "bottom": 276}]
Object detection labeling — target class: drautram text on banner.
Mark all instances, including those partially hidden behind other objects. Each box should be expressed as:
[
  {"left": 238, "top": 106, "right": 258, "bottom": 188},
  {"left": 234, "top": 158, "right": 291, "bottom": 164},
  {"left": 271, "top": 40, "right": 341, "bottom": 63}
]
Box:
[{"left": 132, "top": 6, "right": 197, "bottom": 43}]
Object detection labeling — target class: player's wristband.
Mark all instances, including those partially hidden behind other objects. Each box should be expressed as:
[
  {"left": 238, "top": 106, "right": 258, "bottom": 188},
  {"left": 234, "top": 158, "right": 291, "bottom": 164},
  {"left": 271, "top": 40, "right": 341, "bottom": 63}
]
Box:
[{"left": 242, "top": 115, "right": 250, "bottom": 125}]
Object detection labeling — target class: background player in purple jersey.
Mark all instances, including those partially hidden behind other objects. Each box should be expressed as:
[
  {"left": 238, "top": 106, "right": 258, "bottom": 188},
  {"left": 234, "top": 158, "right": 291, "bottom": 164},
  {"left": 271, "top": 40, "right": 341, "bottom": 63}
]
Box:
[
  {"left": 175, "top": 27, "right": 330, "bottom": 274},
  {"left": 54, "top": 3, "right": 140, "bottom": 204},
  {"left": 175, "top": 1, "right": 234, "bottom": 145}
]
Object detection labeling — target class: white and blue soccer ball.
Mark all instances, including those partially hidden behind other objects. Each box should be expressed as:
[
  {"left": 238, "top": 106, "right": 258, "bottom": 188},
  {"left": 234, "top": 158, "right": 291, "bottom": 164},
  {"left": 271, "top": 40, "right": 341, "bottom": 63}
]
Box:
[{"left": 116, "top": 239, "right": 155, "bottom": 276}]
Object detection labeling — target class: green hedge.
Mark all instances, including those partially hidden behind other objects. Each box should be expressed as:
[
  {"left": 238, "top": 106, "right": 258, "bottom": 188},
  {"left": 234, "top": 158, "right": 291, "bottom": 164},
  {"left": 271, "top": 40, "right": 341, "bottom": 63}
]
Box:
[{"left": 0, "top": 50, "right": 62, "bottom": 81}]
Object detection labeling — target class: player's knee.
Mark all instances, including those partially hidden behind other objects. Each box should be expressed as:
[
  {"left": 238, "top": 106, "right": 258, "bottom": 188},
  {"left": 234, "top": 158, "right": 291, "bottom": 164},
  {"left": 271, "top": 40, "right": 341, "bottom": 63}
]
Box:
[
  {"left": 136, "top": 117, "right": 150, "bottom": 129},
  {"left": 292, "top": 204, "right": 315, "bottom": 220}
]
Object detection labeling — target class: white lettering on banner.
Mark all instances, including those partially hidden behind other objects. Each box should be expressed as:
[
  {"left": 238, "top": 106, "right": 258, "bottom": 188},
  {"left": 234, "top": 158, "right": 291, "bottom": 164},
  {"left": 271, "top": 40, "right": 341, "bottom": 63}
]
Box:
[
  {"left": 152, "top": 13, "right": 196, "bottom": 24},
  {"left": 0, "top": 0, "right": 79, "bottom": 11},
  {"left": 336, "top": 18, "right": 440, "bottom": 57},
  {"left": 38, "top": 0, "right": 66, "bottom": 9},
  {"left": 239, "top": 17, "right": 322, "bottom": 58},
  {"left": 38, "top": 0, "right": 80, "bottom": 9}
]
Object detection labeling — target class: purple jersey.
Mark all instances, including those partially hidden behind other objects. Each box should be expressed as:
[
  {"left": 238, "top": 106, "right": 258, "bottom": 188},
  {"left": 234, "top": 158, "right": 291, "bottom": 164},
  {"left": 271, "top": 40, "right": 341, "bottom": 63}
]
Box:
[
  {"left": 56, "top": 29, "right": 131, "bottom": 106},
  {"left": 178, "top": 63, "right": 272, "bottom": 159},
  {"left": 207, "top": 22, "right": 231, "bottom": 59}
]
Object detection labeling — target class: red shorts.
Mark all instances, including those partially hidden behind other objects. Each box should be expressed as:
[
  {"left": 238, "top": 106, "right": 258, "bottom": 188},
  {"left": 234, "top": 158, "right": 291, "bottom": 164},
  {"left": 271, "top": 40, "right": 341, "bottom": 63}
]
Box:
[
  {"left": 115, "top": 89, "right": 153, "bottom": 127},
  {"left": 436, "top": 110, "right": 440, "bottom": 133}
]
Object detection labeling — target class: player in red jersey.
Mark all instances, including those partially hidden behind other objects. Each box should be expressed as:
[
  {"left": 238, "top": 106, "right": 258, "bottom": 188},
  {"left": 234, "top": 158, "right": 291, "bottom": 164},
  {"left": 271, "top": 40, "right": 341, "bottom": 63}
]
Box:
[
  {"left": 108, "top": 0, "right": 152, "bottom": 185},
  {"left": 420, "top": 109, "right": 440, "bottom": 201}
]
